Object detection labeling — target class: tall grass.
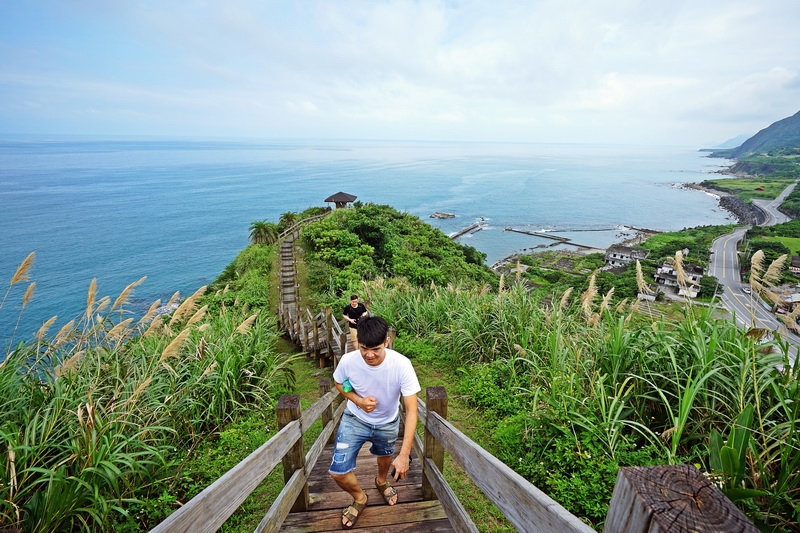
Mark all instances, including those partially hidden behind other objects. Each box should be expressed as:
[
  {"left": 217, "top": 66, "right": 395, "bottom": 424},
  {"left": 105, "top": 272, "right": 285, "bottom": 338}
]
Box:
[
  {"left": 360, "top": 265, "right": 800, "bottom": 530},
  {"left": 1, "top": 253, "right": 298, "bottom": 532}
]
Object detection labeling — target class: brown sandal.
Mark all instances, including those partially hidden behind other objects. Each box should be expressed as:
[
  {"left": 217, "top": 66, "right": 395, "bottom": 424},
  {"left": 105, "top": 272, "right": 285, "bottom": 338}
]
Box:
[
  {"left": 375, "top": 477, "right": 398, "bottom": 505},
  {"left": 342, "top": 495, "right": 367, "bottom": 529}
]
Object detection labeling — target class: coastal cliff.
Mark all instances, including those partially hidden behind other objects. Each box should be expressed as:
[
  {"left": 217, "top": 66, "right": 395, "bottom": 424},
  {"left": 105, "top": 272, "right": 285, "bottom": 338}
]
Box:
[
  {"left": 718, "top": 195, "right": 768, "bottom": 225},
  {"left": 686, "top": 183, "right": 768, "bottom": 225}
]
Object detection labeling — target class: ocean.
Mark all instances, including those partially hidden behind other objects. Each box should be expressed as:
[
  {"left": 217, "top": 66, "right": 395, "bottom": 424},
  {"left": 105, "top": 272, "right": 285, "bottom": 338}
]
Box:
[{"left": 1, "top": 137, "right": 734, "bottom": 343}]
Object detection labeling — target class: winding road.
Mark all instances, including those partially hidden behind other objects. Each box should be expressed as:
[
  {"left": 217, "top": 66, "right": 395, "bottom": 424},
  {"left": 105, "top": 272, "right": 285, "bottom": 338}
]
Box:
[{"left": 709, "top": 182, "right": 797, "bottom": 348}]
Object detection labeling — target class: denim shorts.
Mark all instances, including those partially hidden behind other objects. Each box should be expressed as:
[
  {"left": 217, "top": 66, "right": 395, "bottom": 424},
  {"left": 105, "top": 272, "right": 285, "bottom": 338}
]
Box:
[{"left": 328, "top": 410, "right": 400, "bottom": 475}]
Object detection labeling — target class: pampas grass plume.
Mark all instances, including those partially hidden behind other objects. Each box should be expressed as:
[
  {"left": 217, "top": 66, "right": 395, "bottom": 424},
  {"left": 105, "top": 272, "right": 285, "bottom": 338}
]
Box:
[
  {"left": 186, "top": 305, "right": 208, "bottom": 326},
  {"left": 600, "top": 287, "right": 615, "bottom": 314},
  {"left": 54, "top": 319, "right": 76, "bottom": 347},
  {"left": 113, "top": 276, "right": 146, "bottom": 311},
  {"left": 160, "top": 328, "right": 191, "bottom": 362},
  {"left": 123, "top": 377, "right": 152, "bottom": 408},
  {"left": 202, "top": 361, "right": 218, "bottom": 377},
  {"left": 10, "top": 252, "right": 35, "bottom": 286},
  {"left": 236, "top": 313, "right": 258, "bottom": 335},
  {"left": 581, "top": 272, "right": 597, "bottom": 318},
  {"left": 22, "top": 282, "right": 35, "bottom": 308},
  {"left": 138, "top": 299, "right": 162, "bottom": 326},
  {"left": 35, "top": 315, "right": 58, "bottom": 341},
  {"left": 750, "top": 250, "right": 765, "bottom": 287},
  {"left": 559, "top": 287, "right": 573, "bottom": 309},
  {"left": 85, "top": 279, "right": 98, "bottom": 320},
  {"left": 106, "top": 318, "right": 134, "bottom": 343},
  {"left": 636, "top": 260, "right": 652, "bottom": 295},
  {"left": 170, "top": 285, "right": 207, "bottom": 326},
  {"left": 55, "top": 350, "right": 84, "bottom": 378},
  {"left": 673, "top": 251, "right": 687, "bottom": 288},
  {"left": 143, "top": 315, "right": 164, "bottom": 338},
  {"left": 166, "top": 291, "right": 181, "bottom": 309},
  {"left": 764, "top": 254, "right": 787, "bottom": 287}
]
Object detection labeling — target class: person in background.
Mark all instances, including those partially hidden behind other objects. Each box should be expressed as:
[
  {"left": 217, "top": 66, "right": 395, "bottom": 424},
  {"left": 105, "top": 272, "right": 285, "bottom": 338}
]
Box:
[
  {"left": 328, "top": 316, "right": 421, "bottom": 529},
  {"left": 342, "top": 294, "right": 368, "bottom": 346}
]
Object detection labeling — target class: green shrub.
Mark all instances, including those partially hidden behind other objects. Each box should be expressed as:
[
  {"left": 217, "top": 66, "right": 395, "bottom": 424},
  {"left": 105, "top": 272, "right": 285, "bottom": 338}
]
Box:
[{"left": 457, "top": 361, "right": 526, "bottom": 417}]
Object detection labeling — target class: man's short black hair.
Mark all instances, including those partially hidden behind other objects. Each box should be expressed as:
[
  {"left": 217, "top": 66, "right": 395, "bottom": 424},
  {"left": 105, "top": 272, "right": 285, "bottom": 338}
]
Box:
[
  {"left": 350, "top": 294, "right": 359, "bottom": 301},
  {"left": 356, "top": 316, "right": 388, "bottom": 348}
]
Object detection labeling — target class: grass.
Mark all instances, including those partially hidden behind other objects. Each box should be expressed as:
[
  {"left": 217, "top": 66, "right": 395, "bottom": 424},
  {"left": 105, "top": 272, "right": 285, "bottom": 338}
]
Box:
[
  {"left": 758, "top": 236, "right": 800, "bottom": 256},
  {"left": 701, "top": 176, "right": 796, "bottom": 202}
]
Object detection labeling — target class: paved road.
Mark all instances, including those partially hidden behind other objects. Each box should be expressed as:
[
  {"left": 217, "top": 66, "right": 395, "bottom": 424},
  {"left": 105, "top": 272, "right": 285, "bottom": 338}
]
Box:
[
  {"left": 751, "top": 182, "right": 796, "bottom": 225},
  {"left": 709, "top": 182, "right": 798, "bottom": 350}
]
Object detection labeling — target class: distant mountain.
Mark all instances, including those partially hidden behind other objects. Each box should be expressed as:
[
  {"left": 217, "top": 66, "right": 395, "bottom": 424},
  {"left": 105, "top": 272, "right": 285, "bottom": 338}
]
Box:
[
  {"left": 710, "top": 109, "right": 800, "bottom": 158},
  {"left": 714, "top": 133, "right": 752, "bottom": 149}
]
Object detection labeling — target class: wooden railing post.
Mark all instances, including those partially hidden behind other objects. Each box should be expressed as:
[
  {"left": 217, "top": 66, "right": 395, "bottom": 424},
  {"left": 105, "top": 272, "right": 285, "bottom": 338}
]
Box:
[
  {"left": 422, "top": 386, "right": 447, "bottom": 501},
  {"left": 276, "top": 395, "right": 309, "bottom": 512},
  {"left": 388, "top": 327, "right": 396, "bottom": 349},
  {"left": 319, "top": 378, "right": 337, "bottom": 444},
  {"left": 604, "top": 465, "right": 758, "bottom": 533},
  {"left": 325, "top": 307, "right": 334, "bottom": 363},
  {"left": 312, "top": 316, "right": 321, "bottom": 359}
]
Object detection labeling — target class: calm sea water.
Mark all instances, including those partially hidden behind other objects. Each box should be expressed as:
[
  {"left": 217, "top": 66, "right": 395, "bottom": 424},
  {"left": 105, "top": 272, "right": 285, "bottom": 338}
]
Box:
[{"left": 1, "top": 137, "right": 734, "bottom": 343}]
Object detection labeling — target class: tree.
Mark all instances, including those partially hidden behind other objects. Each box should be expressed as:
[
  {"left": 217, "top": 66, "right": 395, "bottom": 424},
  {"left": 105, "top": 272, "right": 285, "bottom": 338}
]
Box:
[
  {"left": 278, "top": 212, "right": 298, "bottom": 232},
  {"left": 248, "top": 220, "right": 279, "bottom": 245},
  {"left": 699, "top": 275, "right": 720, "bottom": 298}
]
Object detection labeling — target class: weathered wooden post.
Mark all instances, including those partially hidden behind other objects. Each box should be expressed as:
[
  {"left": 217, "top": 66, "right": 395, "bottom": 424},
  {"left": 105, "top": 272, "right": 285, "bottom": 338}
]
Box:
[
  {"left": 320, "top": 378, "right": 338, "bottom": 444},
  {"left": 325, "top": 307, "right": 334, "bottom": 364},
  {"left": 276, "top": 395, "right": 309, "bottom": 513},
  {"left": 298, "top": 319, "right": 307, "bottom": 351},
  {"left": 312, "top": 314, "right": 321, "bottom": 360},
  {"left": 388, "top": 327, "right": 396, "bottom": 349},
  {"left": 338, "top": 330, "right": 348, "bottom": 360},
  {"left": 604, "top": 465, "right": 759, "bottom": 533},
  {"left": 422, "top": 386, "right": 447, "bottom": 501}
]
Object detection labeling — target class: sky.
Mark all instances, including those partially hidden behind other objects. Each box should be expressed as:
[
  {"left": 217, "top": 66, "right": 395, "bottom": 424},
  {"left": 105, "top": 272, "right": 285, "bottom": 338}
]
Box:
[{"left": 1, "top": 0, "right": 799, "bottom": 146}]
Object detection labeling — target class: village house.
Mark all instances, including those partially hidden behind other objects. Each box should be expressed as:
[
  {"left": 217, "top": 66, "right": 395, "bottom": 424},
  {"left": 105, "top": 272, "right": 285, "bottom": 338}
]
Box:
[
  {"left": 654, "top": 260, "right": 704, "bottom": 298},
  {"left": 603, "top": 245, "right": 649, "bottom": 267},
  {"left": 789, "top": 256, "right": 800, "bottom": 275}
]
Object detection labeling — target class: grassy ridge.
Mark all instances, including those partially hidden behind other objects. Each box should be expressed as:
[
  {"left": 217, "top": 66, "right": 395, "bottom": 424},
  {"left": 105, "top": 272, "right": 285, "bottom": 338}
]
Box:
[
  {"left": 0, "top": 254, "right": 299, "bottom": 532},
  {"left": 4, "top": 197, "right": 800, "bottom": 532}
]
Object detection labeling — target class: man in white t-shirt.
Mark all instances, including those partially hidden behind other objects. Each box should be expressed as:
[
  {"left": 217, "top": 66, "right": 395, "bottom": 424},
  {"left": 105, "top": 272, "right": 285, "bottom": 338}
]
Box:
[{"left": 328, "top": 316, "right": 421, "bottom": 529}]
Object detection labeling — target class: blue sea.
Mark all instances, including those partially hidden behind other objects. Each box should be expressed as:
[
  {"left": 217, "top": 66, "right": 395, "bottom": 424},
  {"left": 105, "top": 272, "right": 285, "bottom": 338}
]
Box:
[{"left": 1, "top": 137, "right": 734, "bottom": 343}]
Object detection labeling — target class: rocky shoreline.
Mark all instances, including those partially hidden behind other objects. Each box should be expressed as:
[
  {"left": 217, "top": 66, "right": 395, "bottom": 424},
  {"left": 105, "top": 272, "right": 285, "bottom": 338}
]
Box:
[
  {"left": 682, "top": 182, "right": 767, "bottom": 225},
  {"left": 491, "top": 178, "right": 765, "bottom": 272}
]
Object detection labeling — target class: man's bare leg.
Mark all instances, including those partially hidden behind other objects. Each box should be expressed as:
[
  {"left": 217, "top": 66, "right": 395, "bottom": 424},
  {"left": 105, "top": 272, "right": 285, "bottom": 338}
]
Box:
[
  {"left": 374, "top": 455, "right": 398, "bottom": 505},
  {"left": 331, "top": 471, "right": 368, "bottom": 527}
]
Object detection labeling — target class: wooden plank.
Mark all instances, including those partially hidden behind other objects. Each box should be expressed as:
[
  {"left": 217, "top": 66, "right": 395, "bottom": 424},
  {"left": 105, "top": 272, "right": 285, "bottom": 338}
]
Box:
[
  {"left": 604, "top": 465, "right": 759, "bottom": 533},
  {"left": 425, "top": 411, "right": 594, "bottom": 533},
  {"left": 149, "top": 422, "right": 302, "bottom": 533},
  {"left": 421, "top": 456, "right": 479, "bottom": 533},
  {"left": 280, "top": 500, "right": 448, "bottom": 533},
  {"left": 277, "top": 395, "right": 308, "bottom": 513},
  {"left": 303, "top": 401, "right": 345, "bottom": 478},
  {"left": 256, "top": 468, "right": 307, "bottom": 533},
  {"left": 424, "top": 387, "right": 447, "bottom": 500},
  {"left": 298, "top": 390, "right": 338, "bottom": 430}
]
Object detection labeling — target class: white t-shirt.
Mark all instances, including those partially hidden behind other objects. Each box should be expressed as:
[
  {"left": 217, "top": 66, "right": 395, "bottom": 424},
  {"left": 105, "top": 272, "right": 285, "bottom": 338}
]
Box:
[{"left": 333, "top": 348, "right": 421, "bottom": 425}]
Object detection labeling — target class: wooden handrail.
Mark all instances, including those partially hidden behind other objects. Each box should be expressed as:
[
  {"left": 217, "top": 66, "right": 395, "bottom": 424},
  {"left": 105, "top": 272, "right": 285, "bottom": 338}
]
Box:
[
  {"left": 277, "top": 212, "right": 329, "bottom": 242},
  {"left": 415, "top": 388, "right": 594, "bottom": 533},
  {"left": 149, "top": 382, "right": 344, "bottom": 533}
]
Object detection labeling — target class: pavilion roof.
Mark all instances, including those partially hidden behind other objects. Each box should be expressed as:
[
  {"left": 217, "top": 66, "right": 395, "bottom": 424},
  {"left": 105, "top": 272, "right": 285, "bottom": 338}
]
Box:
[{"left": 324, "top": 192, "right": 357, "bottom": 203}]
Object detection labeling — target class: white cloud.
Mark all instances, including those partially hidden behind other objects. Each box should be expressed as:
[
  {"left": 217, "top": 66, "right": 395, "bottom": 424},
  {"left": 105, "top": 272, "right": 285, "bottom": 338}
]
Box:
[{"left": 1, "top": 0, "right": 799, "bottom": 144}]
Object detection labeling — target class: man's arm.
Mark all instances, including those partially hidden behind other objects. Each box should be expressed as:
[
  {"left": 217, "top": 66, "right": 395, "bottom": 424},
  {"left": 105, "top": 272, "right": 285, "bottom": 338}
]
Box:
[{"left": 392, "top": 393, "right": 418, "bottom": 480}]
